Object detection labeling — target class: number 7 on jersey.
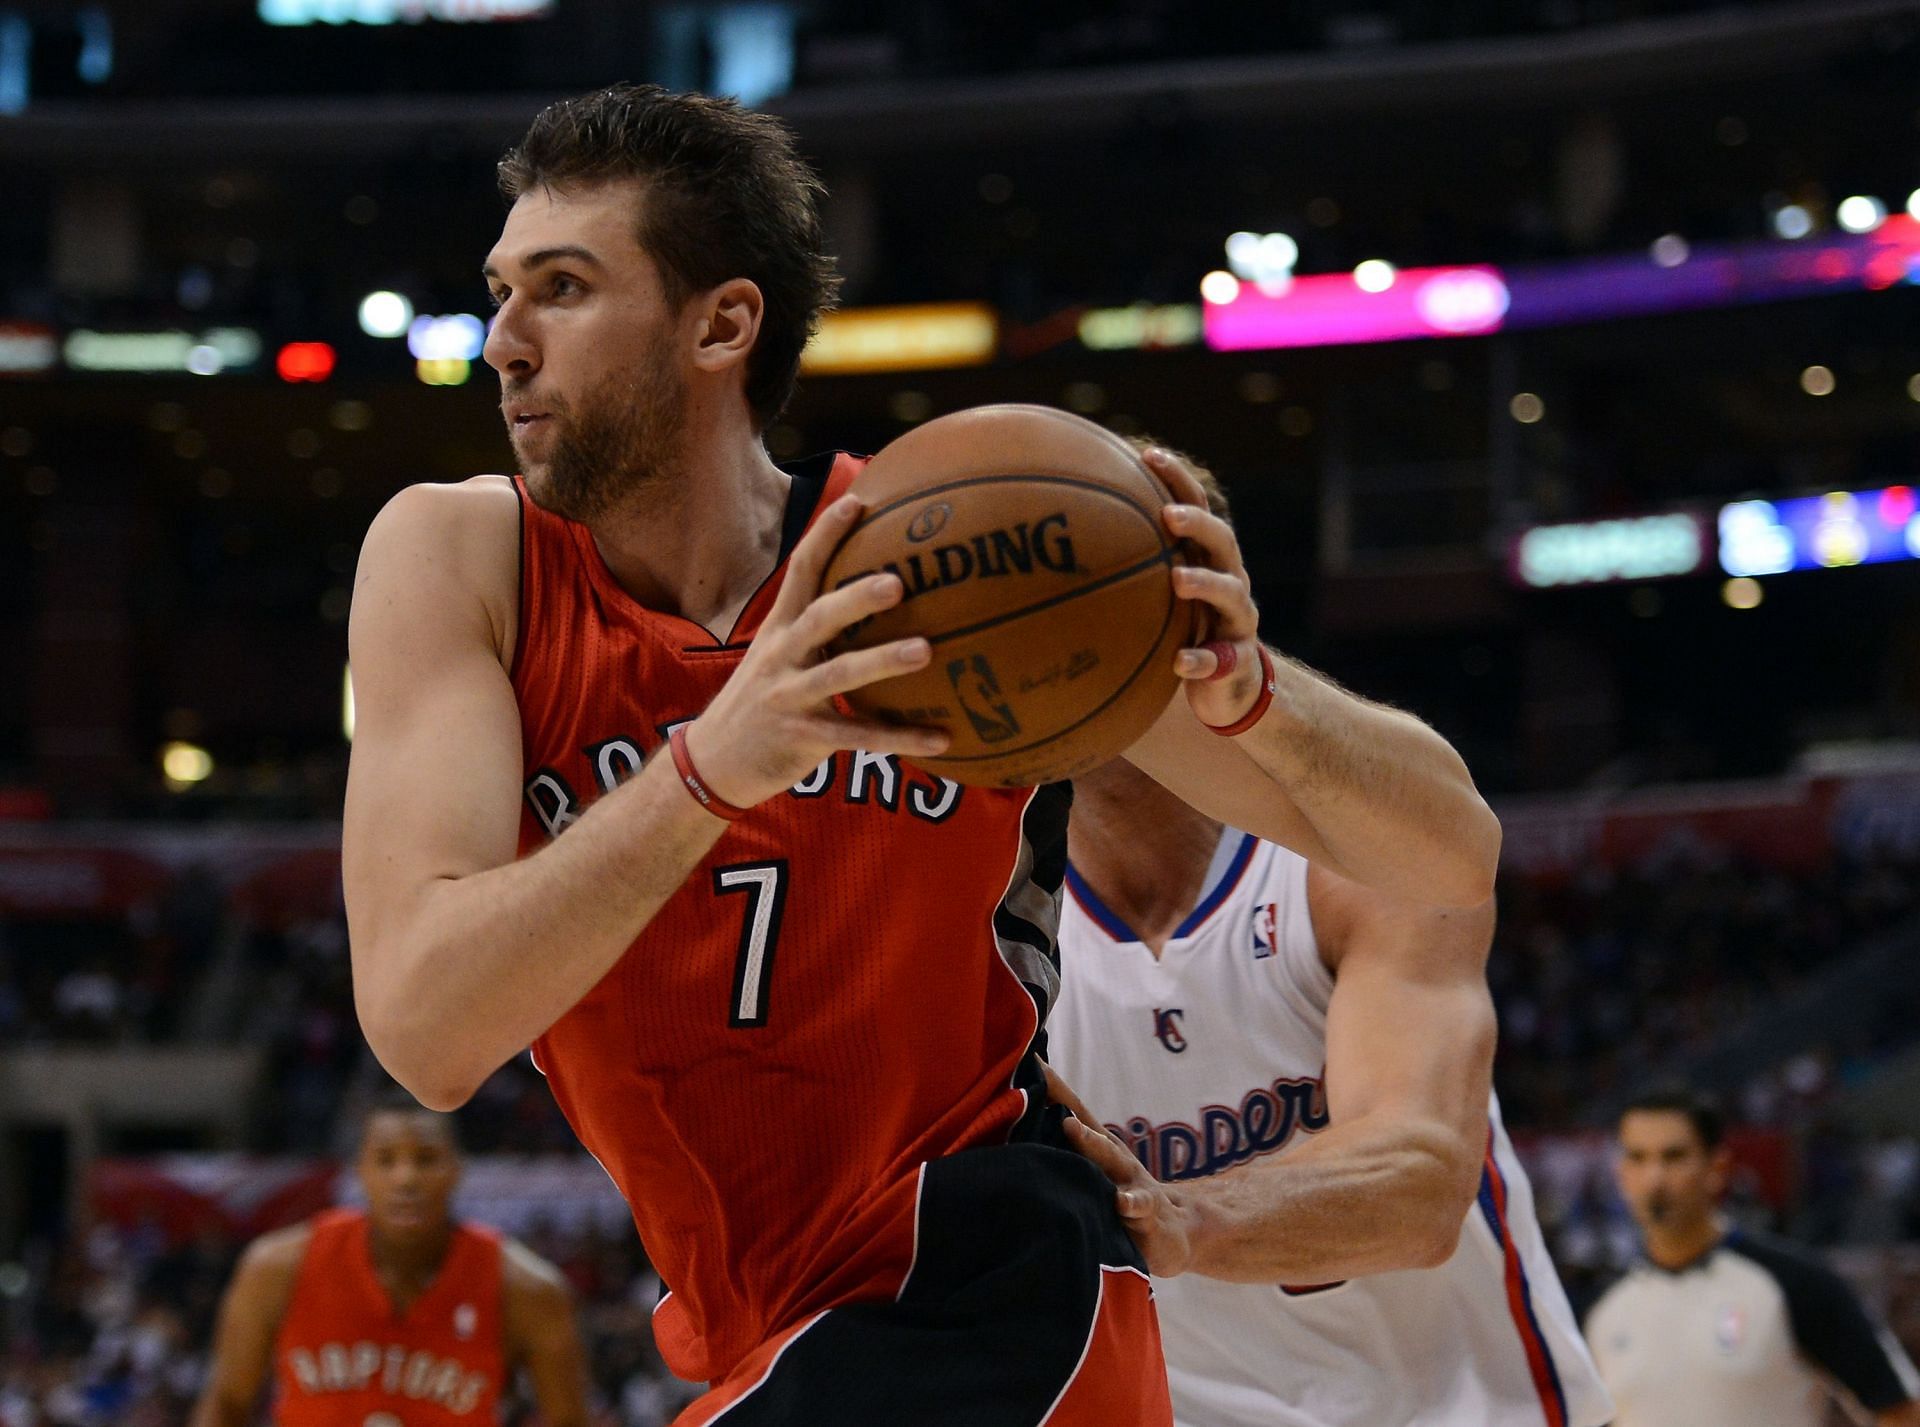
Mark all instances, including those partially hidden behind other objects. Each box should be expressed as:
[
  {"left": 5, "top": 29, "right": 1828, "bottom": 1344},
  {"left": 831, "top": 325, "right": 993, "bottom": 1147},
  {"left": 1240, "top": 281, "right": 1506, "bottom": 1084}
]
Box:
[{"left": 715, "top": 860, "right": 789, "bottom": 1027}]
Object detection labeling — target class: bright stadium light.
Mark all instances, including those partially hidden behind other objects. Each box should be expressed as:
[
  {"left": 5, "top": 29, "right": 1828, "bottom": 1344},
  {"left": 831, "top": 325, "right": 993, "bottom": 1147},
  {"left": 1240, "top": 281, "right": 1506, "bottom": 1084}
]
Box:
[
  {"left": 1799, "top": 365, "right": 1835, "bottom": 396},
  {"left": 1200, "top": 270, "right": 1242, "bottom": 305},
  {"left": 358, "top": 290, "right": 413, "bottom": 338},
  {"left": 1908, "top": 189, "right": 1920, "bottom": 221},
  {"left": 161, "top": 741, "right": 213, "bottom": 789},
  {"left": 1650, "top": 234, "right": 1690, "bottom": 267},
  {"left": 1836, "top": 196, "right": 1887, "bottom": 234},
  {"left": 1771, "top": 203, "right": 1814, "bottom": 240},
  {"left": 1722, "top": 577, "right": 1764, "bottom": 610},
  {"left": 1353, "top": 259, "right": 1396, "bottom": 293}
]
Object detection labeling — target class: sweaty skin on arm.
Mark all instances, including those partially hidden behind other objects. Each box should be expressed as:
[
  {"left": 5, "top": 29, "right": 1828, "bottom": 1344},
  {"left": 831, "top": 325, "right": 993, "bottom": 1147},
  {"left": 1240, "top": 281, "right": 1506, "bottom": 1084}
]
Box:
[
  {"left": 502, "top": 1240, "right": 592, "bottom": 1427},
  {"left": 1065, "top": 862, "right": 1496, "bottom": 1284},
  {"left": 189, "top": 1225, "right": 311, "bottom": 1427}
]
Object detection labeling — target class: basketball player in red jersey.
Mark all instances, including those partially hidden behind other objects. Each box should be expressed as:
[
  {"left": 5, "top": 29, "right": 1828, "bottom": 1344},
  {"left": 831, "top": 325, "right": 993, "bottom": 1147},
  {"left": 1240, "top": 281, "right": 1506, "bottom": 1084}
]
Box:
[
  {"left": 341, "top": 84, "right": 1500, "bottom": 1424},
  {"left": 191, "top": 1094, "right": 589, "bottom": 1427}
]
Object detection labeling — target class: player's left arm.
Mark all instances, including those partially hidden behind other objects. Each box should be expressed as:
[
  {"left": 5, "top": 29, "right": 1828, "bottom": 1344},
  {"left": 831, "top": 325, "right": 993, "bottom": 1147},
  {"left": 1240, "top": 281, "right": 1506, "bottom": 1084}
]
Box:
[
  {"left": 502, "top": 1239, "right": 592, "bottom": 1427},
  {"left": 1065, "top": 863, "right": 1495, "bottom": 1282},
  {"left": 1122, "top": 447, "right": 1499, "bottom": 909}
]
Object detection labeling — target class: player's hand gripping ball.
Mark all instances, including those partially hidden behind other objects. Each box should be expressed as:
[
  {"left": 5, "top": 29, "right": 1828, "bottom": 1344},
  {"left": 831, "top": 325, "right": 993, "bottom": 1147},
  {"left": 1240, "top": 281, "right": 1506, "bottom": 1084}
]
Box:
[{"left": 820, "top": 405, "right": 1201, "bottom": 787}]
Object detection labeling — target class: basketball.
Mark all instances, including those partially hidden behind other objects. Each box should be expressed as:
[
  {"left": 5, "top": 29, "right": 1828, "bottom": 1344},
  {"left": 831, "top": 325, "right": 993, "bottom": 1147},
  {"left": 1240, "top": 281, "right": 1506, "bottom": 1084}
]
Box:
[{"left": 821, "top": 404, "right": 1196, "bottom": 787}]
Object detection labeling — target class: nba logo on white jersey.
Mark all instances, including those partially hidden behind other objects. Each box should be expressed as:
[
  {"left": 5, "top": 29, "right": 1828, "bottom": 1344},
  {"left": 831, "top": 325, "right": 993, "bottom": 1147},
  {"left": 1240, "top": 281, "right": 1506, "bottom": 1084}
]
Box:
[{"left": 1251, "top": 901, "right": 1279, "bottom": 958}]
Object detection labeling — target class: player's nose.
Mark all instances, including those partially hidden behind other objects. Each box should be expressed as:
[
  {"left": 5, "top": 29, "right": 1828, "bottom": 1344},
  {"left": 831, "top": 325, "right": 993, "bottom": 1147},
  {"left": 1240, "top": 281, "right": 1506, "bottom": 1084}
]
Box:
[{"left": 483, "top": 304, "right": 539, "bottom": 377}]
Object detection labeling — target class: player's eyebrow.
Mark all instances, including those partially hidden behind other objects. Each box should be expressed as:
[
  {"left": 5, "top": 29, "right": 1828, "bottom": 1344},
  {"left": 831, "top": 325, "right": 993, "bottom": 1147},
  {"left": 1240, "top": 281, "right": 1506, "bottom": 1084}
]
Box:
[{"left": 482, "top": 245, "right": 605, "bottom": 280}]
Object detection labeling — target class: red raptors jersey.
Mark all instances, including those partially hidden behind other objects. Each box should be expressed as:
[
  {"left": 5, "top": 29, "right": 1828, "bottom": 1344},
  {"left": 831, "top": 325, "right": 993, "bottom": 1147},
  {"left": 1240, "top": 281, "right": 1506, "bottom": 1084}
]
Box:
[
  {"left": 271, "top": 1208, "right": 504, "bottom": 1427},
  {"left": 512, "top": 455, "right": 1070, "bottom": 1384}
]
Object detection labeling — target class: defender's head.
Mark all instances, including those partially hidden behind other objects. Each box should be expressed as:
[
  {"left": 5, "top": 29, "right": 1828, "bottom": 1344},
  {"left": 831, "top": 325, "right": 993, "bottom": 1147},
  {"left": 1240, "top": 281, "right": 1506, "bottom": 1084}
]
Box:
[
  {"left": 357, "top": 1088, "right": 462, "bottom": 1239},
  {"left": 1613, "top": 1086, "right": 1730, "bottom": 1239},
  {"left": 485, "top": 83, "right": 841, "bottom": 519}
]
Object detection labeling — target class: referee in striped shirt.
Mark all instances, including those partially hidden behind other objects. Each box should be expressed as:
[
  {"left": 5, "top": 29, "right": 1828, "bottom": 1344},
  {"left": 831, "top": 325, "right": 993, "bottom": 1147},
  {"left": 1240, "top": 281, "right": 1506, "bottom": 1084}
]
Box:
[{"left": 1586, "top": 1087, "right": 1920, "bottom": 1427}]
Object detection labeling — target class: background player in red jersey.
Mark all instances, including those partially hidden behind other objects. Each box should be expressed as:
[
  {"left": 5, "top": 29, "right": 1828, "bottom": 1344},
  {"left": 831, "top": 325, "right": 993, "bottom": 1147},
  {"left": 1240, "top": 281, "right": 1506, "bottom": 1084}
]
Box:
[
  {"left": 190, "top": 1093, "right": 589, "bottom": 1427},
  {"left": 341, "top": 84, "right": 1500, "bottom": 1424}
]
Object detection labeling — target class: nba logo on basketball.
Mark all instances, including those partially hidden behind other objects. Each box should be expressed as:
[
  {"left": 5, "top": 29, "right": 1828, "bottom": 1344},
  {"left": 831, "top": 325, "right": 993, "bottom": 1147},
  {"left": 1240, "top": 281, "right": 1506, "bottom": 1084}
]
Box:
[
  {"left": 1153, "top": 1008, "right": 1188, "bottom": 1053},
  {"left": 1252, "top": 902, "right": 1280, "bottom": 959}
]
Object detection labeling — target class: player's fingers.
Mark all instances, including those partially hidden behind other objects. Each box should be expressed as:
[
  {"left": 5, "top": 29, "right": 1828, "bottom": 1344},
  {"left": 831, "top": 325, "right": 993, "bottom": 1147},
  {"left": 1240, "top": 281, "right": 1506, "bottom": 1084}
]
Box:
[
  {"left": 801, "top": 638, "right": 932, "bottom": 700},
  {"left": 1162, "top": 504, "right": 1246, "bottom": 577},
  {"left": 769, "top": 494, "right": 865, "bottom": 625},
  {"left": 1142, "top": 447, "right": 1207, "bottom": 508},
  {"left": 1171, "top": 566, "right": 1256, "bottom": 628},
  {"left": 1040, "top": 1060, "right": 1102, "bottom": 1127},
  {"left": 1064, "top": 1116, "right": 1147, "bottom": 1187},
  {"left": 789, "top": 571, "right": 905, "bottom": 653},
  {"left": 809, "top": 716, "right": 951, "bottom": 761},
  {"left": 1173, "top": 644, "right": 1225, "bottom": 681}
]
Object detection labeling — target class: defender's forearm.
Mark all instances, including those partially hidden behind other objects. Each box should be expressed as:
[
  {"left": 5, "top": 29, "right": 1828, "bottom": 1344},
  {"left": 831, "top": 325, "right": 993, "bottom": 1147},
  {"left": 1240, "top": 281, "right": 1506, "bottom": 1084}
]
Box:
[
  {"left": 1236, "top": 651, "right": 1499, "bottom": 907},
  {"left": 351, "top": 754, "right": 725, "bottom": 1108},
  {"left": 1186, "top": 1115, "right": 1482, "bottom": 1285}
]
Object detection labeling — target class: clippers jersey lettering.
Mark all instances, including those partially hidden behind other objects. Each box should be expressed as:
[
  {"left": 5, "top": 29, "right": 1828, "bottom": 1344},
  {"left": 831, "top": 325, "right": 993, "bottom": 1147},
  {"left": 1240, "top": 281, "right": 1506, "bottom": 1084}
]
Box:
[
  {"left": 510, "top": 455, "right": 1068, "bottom": 1385},
  {"left": 271, "top": 1209, "right": 503, "bottom": 1427},
  {"left": 1048, "top": 834, "right": 1612, "bottom": 1427}
]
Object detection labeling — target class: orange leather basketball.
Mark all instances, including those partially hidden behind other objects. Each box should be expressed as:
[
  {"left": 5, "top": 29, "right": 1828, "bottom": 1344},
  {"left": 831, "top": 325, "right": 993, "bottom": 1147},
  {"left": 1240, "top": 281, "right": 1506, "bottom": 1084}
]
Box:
[{"left": 822, "top": 404, "right": 1194, "bottom": 787}]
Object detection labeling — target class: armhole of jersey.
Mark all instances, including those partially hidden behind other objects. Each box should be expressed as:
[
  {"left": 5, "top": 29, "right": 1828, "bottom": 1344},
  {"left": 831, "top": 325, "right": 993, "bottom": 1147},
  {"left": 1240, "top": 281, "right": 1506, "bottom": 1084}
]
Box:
[
  {"left": 1281, "top": 851, "right": 1333, "bottom": 1010},
  {"left": 507, "top": 476, "right": 529, "bottom": 685}
]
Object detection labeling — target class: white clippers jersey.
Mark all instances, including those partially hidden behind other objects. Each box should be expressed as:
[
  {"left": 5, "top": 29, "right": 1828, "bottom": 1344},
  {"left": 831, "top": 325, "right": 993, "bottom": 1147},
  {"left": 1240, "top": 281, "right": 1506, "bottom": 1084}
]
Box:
[{"left": 1047, "top": 831, "right": 1612, "bottom": 1427}]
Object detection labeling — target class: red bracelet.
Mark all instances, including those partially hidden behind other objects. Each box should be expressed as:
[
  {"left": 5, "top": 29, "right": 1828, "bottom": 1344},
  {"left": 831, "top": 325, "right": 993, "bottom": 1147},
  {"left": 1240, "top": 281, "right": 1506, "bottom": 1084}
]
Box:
[
  {"left": 668, "top": 725, "right": 750, "bottom": 821},
  {"left": 1203, "top": 644, "right": 1277, "bottom": 737}
]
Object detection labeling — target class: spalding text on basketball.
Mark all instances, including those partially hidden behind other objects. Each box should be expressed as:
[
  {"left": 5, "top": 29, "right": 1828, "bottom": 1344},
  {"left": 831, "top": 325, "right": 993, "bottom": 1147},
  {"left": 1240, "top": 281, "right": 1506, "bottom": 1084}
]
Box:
[{"left": 836, "top": 512, "right": 1081, "bottom": 603}]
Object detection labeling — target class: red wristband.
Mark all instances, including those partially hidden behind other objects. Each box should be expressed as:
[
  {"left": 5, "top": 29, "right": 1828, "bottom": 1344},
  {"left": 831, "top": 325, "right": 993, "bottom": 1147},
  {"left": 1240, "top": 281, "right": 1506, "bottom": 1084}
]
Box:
[
  {"left": 1203, "top": 644, "right": 1276, "bottom": 737},
  {"left": 668, "top": 725, "right": 750, "bottom": 821}
]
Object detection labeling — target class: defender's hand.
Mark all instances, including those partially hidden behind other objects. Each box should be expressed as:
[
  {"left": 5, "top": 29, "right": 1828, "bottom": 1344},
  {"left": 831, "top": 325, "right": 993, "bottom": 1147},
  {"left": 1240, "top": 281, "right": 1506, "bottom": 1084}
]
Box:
[
  {"left": 1142, "top": 447, "right": 1267, "bottom": 730},
  {"left": 685, "top": 494, "right": 950, "bottom": 810},
  {"left": 1062, "top": 1113, "right": 1202, "bottom": 1278}
]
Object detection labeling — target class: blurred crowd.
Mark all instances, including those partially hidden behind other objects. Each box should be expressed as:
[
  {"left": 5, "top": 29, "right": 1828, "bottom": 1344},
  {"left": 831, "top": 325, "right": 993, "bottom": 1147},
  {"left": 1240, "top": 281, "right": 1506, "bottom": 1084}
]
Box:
[{"left": 5, "top": 822, "right": 1920, "bottom": 1422}]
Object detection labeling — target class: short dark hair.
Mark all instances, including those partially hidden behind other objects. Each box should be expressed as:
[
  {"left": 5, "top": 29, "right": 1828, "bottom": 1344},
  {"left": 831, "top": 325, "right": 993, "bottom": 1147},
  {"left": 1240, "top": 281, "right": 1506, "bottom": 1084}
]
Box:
[
  {"left": 498, "top": 83, "right": 841, "bottom": 430},
  {"left": 1619, "top": 1085, "right": 1724, "bottom": 1151},
  {"left": 362, "top": 1085, "right": 459, "bottom": 1148}
]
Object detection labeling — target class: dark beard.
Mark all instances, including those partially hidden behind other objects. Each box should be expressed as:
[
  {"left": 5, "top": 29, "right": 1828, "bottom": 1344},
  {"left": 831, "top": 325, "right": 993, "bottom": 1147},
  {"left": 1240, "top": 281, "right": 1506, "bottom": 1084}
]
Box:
[{"left": 526, "top": 356, "right": 687, "bottom": 524}]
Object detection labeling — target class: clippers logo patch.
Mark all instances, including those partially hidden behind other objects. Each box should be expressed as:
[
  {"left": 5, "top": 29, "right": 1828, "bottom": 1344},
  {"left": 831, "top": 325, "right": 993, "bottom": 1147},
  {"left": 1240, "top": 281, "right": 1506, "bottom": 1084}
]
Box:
[
  {"left": 1714, "top": 1303, "right": 1746, "bottom": 1353},
  {"left": 453, "top": 1303, "right": 476, "bottom": 1340},
  {"left": 1153, "top": 1007, "right": 1188, "bottom": 1054}
]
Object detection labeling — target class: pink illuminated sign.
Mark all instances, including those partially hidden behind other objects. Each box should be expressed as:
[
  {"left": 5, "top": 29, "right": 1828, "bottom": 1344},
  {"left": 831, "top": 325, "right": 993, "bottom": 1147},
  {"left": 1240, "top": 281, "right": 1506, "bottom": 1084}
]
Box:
[{"left": 1204, "top": 265, "right": 1510, "bottom": 351}]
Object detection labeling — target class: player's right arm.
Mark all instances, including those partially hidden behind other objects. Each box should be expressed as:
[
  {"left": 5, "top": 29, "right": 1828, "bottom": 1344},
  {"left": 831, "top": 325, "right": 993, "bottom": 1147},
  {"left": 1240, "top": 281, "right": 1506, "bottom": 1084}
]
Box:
[
  {"left": 189, "top": 1224, "right": 309, "bottom": 1427},
  {"left": 345, "top": 480, "right": 945, "bottom": 1109}
]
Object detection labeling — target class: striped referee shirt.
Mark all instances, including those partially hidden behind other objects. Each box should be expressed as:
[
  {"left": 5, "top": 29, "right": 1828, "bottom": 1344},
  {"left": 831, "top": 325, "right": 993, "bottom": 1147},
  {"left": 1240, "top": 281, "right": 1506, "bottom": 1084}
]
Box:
[{"left": 1586, "top": 1229, "right": 1919, "bottom": 1427}]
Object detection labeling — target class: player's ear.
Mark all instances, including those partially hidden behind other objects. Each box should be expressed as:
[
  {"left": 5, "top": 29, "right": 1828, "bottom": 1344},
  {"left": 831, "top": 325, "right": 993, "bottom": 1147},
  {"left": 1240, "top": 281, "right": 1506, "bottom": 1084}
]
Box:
[{"left": 691, "top": 278, "right": 764, "bottom": 376}]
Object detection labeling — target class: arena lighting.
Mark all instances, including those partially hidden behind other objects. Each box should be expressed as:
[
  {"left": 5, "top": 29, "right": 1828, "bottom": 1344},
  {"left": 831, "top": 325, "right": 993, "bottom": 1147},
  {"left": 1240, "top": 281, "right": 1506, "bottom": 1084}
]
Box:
[
  {"left": 1510, "top": 513, "right": 1707, "bottom": 588},
  {"left": 1352, "top": 260, "right": 1396, "bottom": 293},
  {"left": 1224, "top": 231, "right": 1297, "bottom": 288},
  {"left": 1837, "top": 196, "right": 1888, "bottom": 234},
  {"left": 358, "top": 290, "right": 413, "bottom": 339},
  {"left": 1199, "top": 270, "right": 1241, "bottom": 305},
  {"left": 160, "top": 741, "right": 213, "bottom": 789},
  {"left": 415, "top": 357, "right": 471, "bottom": 386},
  {"left": 1719, "top": 485, "right": 1920, "bottom": 575},
  {"left": 407, "top": 313, "right": 486, "bottom": 362},
  {"left": 63, "top": 326, "right": 261, "bottom": 374},
  {"left": 799, "top": 303, "right": 997, "bottom": 375},
  {"left": 1799, "top": 365, "right": 1835, "bottom": 396},
  {"left": 1909, "top": 189, "right": 1920, "bottom": 222},
  {"left": 259, "top": 0, "right": 552, "bottom": 23},
  {"left": 276, "top": 342, "right": 336, "bottom": 383},
  {"left": 1722, "top": 577, "right": 1764, "bottom": 610},
  {"left": 1650, "top": 234, "right": 1690, "bottom": 267},
  {"left": 1771, "top": 204, "right": 1814, "bottom": 240},
  {"left": 0, "top": 322, "right": 56, "bottom": 375},
  {"left": 1076, "top": 303, "right": 1203, "bottom": 351},
  {"left": 1205, "top": 216, "right": 1920, "bottom": 352}
]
